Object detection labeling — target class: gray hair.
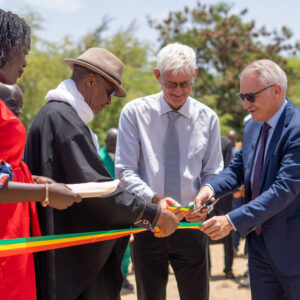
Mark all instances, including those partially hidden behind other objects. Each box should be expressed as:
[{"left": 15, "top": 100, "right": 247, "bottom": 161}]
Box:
[
  {"left": 239, "top": 59, "right": 287, "bottom": 96},
  {"left": 157, "top": 43, "right": 197, "bottom": 76}
]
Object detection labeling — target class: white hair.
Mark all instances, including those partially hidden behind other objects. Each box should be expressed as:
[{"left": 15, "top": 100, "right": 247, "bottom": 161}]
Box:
[
  {"left": 157, "top": 43, "right": 197, "bottom": 76},
  {"left": 239, "top": 59, "right": 287, "bottom": 95}
]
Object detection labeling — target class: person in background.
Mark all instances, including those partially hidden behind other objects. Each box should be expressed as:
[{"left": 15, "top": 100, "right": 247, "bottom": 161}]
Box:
[
  {"left": 116, "top": 42, "right": 223, "bottom": 300},
  {"left": 0, "top": 83, "right": 23, "bottom": 117},
  {"left": 208, "top": 136, "right": 235, "bottom": 279},
  {"left": 99, "top": 128, "right": 118, "bottom": 178},
  {"left": 99, "top": 127, "right": 134, "bottom": 292},
  {"left": 0, "top": 9, "right": 81, "bottom": 300},
  {"left": 227, "top": 129, "right": 243, "bottom": 253}
]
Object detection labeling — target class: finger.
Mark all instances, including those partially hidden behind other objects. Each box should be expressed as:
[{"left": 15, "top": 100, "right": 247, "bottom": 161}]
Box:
[{"left": 200, "top": 218, "right": 216, "bottom": 229}]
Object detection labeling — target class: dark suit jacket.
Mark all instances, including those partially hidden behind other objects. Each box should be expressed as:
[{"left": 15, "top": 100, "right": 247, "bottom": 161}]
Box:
[{"left": 209, "top": 99, "right": 300, "bottom": 276}]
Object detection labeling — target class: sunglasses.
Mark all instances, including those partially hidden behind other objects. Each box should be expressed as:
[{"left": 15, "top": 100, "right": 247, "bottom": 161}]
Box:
[{"left": 238, "top": 84, "right": 276, "bottom": 103}]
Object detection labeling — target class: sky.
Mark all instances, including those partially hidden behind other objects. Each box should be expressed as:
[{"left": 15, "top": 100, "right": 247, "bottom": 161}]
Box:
[{"left": 1, "top": 0, "right": 300, "bottom": 51}]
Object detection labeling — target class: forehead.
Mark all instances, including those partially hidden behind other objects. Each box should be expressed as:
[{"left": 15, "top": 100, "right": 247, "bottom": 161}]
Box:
[
  {"left": 240, "top": 72, "right": 264, "bottom": 92},
  {"left": 162, "top": 69, "right": 194, "bottom": 82}
]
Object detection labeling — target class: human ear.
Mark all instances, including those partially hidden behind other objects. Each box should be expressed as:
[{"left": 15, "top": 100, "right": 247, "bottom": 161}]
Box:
[{"left": 86, "top": 74, "right": 96, "bottom": 88}]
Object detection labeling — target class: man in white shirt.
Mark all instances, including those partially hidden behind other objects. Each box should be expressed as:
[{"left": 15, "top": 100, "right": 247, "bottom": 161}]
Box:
[{"left": 115, "top": 43, "right": 223, "bottom": 300}]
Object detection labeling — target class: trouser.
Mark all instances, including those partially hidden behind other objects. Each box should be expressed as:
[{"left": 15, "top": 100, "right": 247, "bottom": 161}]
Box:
[
  {"left": 131, "top": 229, "right": 209, "bottom": 300},
  {"left": 248, "top": 232, "right": 300, "bottom": 300}
]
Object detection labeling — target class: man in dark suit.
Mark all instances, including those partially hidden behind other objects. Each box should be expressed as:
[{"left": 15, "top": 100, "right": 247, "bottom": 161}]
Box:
[{"left": 190, "top": 59, "right": 300, "bottom": 299}]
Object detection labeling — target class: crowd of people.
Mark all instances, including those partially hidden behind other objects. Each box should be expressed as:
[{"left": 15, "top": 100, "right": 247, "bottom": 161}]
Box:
[{"left": 1, "top": 7, "right": 300, "bottom": 300}]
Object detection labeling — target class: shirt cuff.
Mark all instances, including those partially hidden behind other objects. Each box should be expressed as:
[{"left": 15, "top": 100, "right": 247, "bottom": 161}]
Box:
[
  {"left": 226, "top": 214, "right": 237, "bottom": 231},
  {"left": 134, "top": 199, "right": 161, "bottom": 231}
]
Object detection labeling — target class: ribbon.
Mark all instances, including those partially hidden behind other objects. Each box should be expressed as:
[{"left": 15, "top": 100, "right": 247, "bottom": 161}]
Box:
[
  {"left": 0, "top": 222, "right": 202, "bottom": 257},
  {"left": 167, "top": 205, "right": 194, "bottom": 212}
]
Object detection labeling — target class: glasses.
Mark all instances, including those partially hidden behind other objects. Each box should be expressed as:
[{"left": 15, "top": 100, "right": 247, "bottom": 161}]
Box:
[
  {"left": 162, "top": 80, "right": 194, "bottom": 89},
  {"left": 238, "top": 84, "right": 276, "bottom": 103}
]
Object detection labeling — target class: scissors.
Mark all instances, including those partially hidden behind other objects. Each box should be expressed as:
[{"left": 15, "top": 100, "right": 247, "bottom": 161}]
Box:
[{"left": 191, "top": 195, "right": 219, "bottom": 214}]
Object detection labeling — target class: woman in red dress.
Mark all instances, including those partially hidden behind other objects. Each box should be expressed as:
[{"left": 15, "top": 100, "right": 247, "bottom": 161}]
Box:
[{"left": 0, "top": 9, "right": 81, "bottom": 300}]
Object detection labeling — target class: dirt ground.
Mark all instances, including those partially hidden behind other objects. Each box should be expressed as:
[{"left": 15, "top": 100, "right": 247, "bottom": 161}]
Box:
[{"left": 121, "top": 239, "right": 251, "bottom": 300}]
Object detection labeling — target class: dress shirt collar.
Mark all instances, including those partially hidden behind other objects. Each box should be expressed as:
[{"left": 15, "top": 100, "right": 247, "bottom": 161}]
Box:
[
  {"left": 266, "top": 98, "right": 287, "bottom": 129},
  {"left": 158, "top": 92, "right": 191, "bottom": 118}
]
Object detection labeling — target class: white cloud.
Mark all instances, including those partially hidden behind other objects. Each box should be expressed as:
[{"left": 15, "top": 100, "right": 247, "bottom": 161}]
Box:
[
  {"left": 0, "top": 0, "right": 5, "bottom": 7},
  {"left": 24, "top": 0, "right": 85, "bottom": 13}
]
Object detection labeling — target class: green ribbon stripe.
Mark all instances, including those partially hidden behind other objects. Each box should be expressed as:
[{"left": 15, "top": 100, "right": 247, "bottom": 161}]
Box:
[{"left": 0, "top": 222, "right": 202, "bottom": 246}]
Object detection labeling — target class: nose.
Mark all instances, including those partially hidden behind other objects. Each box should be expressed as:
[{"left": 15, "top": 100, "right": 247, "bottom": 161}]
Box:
[
  {"left": 242, "top": 98, "right": 251, "bottom": 110},
  {"left": 173, "top": 85, "right": 183, "bottom": 95}
]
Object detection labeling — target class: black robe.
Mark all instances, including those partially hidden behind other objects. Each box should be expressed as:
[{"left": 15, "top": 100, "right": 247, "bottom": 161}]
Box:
[{"left": 24, "top": 101, "right": 159, "bottom": 300}]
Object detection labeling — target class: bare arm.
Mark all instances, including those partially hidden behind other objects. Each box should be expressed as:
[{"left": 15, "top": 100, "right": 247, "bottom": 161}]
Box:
[{"left": 0, "top": 181, "right": 81, "bottom": 209}]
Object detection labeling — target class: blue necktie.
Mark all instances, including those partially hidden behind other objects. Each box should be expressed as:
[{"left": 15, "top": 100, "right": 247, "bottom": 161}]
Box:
[
  {"left": 252, "top": 122, "right": 271, "bottom": 234},
  {"left": 164, "top": 111, "right": 181, "bottom": 202}
]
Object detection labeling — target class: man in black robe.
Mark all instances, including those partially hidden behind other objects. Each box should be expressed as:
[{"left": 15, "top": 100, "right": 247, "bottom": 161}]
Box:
[{"left": 24, "top": 47, "right": 178, "bottom": 300}]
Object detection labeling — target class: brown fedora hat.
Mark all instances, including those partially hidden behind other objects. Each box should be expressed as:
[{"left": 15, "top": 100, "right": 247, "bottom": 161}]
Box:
[{"left": 64, "top": 47, "right": 127, "bottom": 97}]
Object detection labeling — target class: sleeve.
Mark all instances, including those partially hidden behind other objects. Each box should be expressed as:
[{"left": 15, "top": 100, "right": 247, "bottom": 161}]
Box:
[
  {"left": 228, "top": 128, "right": 300, "bottom": 237},
  {"left": 60, "top": 133, "right": 160, "bottom": 229},
  {"left": 200, "top": 113, "right": 224, "bottom": 184},
  {"left": 0, "top": 160, "right": 13, "bottom": 188},
  {"left": 209, "top": 145, "right": 244, "bottom": 199},
  {"left": 115, "top": 104, "right": 156, "bottom": 203}
]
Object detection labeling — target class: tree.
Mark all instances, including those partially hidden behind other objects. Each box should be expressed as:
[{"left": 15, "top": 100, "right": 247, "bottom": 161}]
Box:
[{"left": 150, "top": 2, "right": 300, "bottom": 134}]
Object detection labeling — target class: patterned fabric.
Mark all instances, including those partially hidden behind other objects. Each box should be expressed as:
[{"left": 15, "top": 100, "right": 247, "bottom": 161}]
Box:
[
  {"left": 164, "top": 110, "right": 181, "bottom": 202},
  {"left": 0, "top": 160, "right": 13, "bottom": 188}
]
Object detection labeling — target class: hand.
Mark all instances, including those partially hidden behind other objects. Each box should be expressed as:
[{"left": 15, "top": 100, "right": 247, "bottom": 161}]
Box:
[
  {"left": 32, "top": 175, "right": 55, "bottom": 184},
  {"left": 155, "top": 207, "right": 179, "bottom": 238},
  {"left": 152, "top": 194, "right": 185, "bottom": 221},
  {"left": 47, "top": 183, "right": 82, "bottom": 210},
  {"left": 185, "top": 185, "right": 215, "bottom": 222},
  {"left": 200, "top": 216, "right": 233, "bottom": 240},
  {"left": 185, "top": 203, "right": 207, "bottom": 223}
]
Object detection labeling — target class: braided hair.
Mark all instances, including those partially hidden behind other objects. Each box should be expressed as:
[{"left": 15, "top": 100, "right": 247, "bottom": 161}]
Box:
[{"left": 0, "top": 9, "right": 31, "bottom": 68}]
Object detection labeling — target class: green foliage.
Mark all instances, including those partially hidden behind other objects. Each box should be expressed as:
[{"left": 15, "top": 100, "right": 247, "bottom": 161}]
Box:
[
  {"left": 14, "top": 6, "right": 300, "bottom": 143},
  {"left": 18, "top": 10, "right": 159, "bottom": 144},
  {"left": 150, "top": 2, "right": 300, "bottom": 135},
  {"left": 287, "top": 57, "right": 300, "bottom": 107}
]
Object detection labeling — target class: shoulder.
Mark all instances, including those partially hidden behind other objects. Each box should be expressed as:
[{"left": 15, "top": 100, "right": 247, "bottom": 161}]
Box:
[
  {"left": 120, "top": 93, "right": 161, "bottom": 122},
  {"left": 187, "top": 97, "right": 219, "bottom": 128},
  {"left": 29, "top": 101, "right": 89, "bottom": 142},
  {"left": 189, "top": 97, "right": 218, "bottom": 119}
]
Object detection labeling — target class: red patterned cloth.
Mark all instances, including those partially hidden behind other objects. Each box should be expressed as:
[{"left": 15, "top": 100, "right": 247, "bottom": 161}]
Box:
[{"left": 0, "top": 99, "right": 41, "bottom": 300}]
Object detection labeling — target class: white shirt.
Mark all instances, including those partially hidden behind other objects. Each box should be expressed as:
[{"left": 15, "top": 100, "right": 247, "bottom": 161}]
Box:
[{"left": 115, "top": 92, "right": 223, "bottom": 206}]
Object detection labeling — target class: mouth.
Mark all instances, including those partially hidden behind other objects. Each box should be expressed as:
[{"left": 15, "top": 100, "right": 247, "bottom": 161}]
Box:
[{"left": 18, "top": 70, "right": 23, "bottom": 77}]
